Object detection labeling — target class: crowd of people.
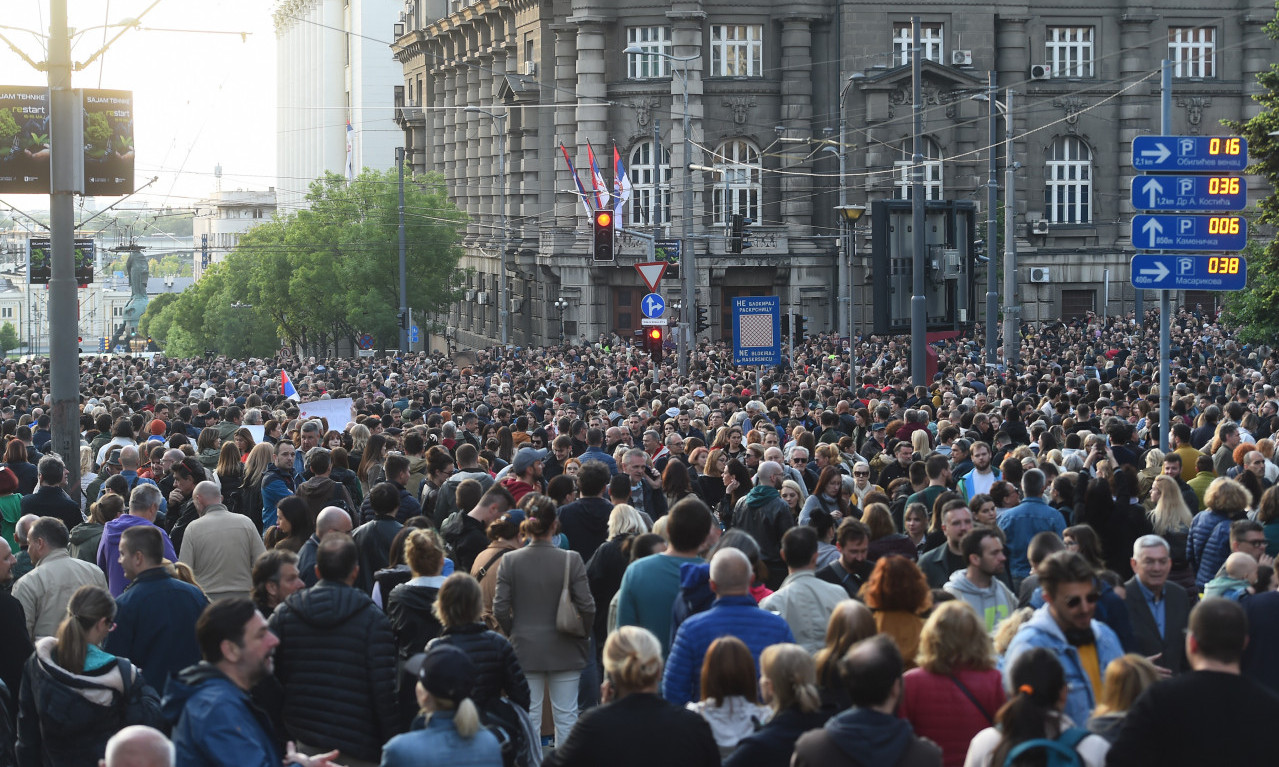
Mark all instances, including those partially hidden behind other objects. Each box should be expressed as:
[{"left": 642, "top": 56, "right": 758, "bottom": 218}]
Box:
[{"left": 0, "top": 304, "right": 1278, "bottom": 766}]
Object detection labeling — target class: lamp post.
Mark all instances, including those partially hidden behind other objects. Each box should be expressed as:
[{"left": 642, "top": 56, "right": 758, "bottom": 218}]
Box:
[
  {"left": 624, "top": 44, "right": 700, "bottom": 376},
  {"left": 971, "top": 87, "right": 1017, "bottom": 370},
  {"left": 464, "top": 106, "right": 509, "bottom": 345},
  {"left": 553, "top": 297, "right": 569, "bottom": 345},
  {"left": 835, "top": 204, "right": 866, "bottom": 389}
]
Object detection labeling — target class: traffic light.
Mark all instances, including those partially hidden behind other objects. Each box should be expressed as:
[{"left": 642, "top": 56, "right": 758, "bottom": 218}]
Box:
[
  {"left": 396, "top": 309, "right": 409, "bottom": 329},
  {"left": 794, "top": 315, "right": 807, "bottom": 346},
  {"left": 696, "top": 306, "right": 710, "bottom": 334},
  {"left": 728, "top": 213, "right": 745, "bottom": 254},
  {"left": 592, "top": 209, "right": 615, "bottom": 262},
  {"left": 780, "top": 314, "right": 790, "bottom": 340},
  {"left": 644, "top": 326, "right": 663, "bottom": 360}
]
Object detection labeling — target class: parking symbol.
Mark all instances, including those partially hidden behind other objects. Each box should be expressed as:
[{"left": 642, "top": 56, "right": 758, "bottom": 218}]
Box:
[
  {"left": 1180, "top": 138, "right": 1196, "bottom": 156},
  {"left": 1179, "top": 178, "right": 1194, "bottom": 196},
  {"left": 1178, "top": 258, "right": 1194, "bottom": 276}
]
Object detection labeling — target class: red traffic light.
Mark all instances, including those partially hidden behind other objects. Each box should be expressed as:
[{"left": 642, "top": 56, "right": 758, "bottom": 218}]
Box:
[
  {"left": 648, "top": 328, "right": 661, "bottom": 340},
  {"left": 595, "top": 210, "right": 612, "bottom": 228}
]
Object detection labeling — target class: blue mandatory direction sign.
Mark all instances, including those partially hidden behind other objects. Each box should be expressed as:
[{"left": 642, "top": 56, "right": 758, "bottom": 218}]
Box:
[
  {"left": 1131, "top": 175, "right": 1247, "bottom": 212},
  {"left": 641, "top": 293, "right": 665, "bottom": 319},
  {"left": 1130, "top": 254, "right": 1247, "bottom": 291},
  {"left": 1131, "top": 214, "right": 1247, "bottom": 252},
  {"left": 410, "top": 325, "right": 420, "bottom": 344},
  {"left": 1132, "top": 135, "right": 1248, "bottom": 172},
  {"left": 732, "top": 296, "right": 781, "bottom": 366}
]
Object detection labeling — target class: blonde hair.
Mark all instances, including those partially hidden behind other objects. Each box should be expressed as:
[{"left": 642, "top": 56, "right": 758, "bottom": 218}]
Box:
[
  {"left": 915, "top": 601, "right": 996, "bottom": 674},
  {"left": 608, "top": 504, "right": 647, "bottom": 539},
  {"left": 1149, "top": 474, "right": 1193, "bottom": 534},
  {"left": 603, "top": 625, "right": 664, "bottom": 692},
  {"left": 993, "top": 606, "right": 1035, "bottom": 656},
  {"left": 760, "top": 643, "right": 821, "bottom": 714},
  {"left": 1093, "top": 654, "right": 1160, "bottom": 717},
  {"left": 422, "top": 693, "right": 482, "bottom": 738},
  {"left": 911, "top": 429, "right": 931, "bottom": 458}
]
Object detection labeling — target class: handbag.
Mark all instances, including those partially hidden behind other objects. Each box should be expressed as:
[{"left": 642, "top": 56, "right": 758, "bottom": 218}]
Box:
[{"left": 555, "top": 552, "right": 588, "bottom": 637}]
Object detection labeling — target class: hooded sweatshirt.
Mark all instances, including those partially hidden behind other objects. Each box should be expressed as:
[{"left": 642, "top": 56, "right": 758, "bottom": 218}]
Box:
[
  {"left": 943, "top": 569, "right": 1018, "bottom": 632},
  {"left": 1204, "top": 574, "right": 1251, "bottom": 600},
  {"left": 97, "top": 515, "right": 177, "bottom": 597},
  {"left": 820, "top": 707, "right": 921, "bottom": 766}
]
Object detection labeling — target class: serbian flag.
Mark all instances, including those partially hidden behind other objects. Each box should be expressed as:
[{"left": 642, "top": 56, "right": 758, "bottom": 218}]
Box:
[
  {"left": 281, "top": 370, "right": 300, "bottom": 401},
  {"left": 613, "top": 143, "right": 633, "bottom": 230},
  {"left": 559, "top": 142, "right": 594, "bottom": 216},
  {"left": 345, "top": 118, "right": 355, "bottom": 180},
  {"left": 587, "top": 141, "right": 609, "bottom": 210}
]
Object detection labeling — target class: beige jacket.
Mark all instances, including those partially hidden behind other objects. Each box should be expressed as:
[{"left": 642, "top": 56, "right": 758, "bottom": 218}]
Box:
[
  {"left": 177, "top": 504, "right": 266, "bottom": 601},
  {"left": 14, "top": 548, "right": 108, "bottom": 640},
  {"left": 760, "top": 570, "right": 849, "bottom": 653},
  {"left": 493, "top": 540, "right": 594, "bottom": 672}
]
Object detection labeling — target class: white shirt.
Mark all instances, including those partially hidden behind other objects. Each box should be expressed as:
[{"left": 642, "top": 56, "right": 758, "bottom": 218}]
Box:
[{"left": 964, "top": 715, "right": 1109, "bottom": 767}]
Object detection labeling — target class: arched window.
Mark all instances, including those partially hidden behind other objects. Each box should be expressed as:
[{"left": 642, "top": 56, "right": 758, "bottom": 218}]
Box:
[
  {"left": 628, "top": 141, "right": 671, "bottom": 227},
  {"left": 1045, "top": 136, "right": 1092, "bottom": 223},
  {"left": 712, "top": 139, "right": 761, "bottom": 224},
  {"left": 893, "top": 137, "right": 943, "bottom": 200}
]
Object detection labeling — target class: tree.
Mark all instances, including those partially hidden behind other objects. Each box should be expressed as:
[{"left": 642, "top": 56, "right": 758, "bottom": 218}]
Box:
[{"left": 0, "top": 322, "right": 18, "bottom": 356}]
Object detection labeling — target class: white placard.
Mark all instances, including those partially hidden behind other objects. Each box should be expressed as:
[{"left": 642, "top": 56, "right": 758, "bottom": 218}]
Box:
[{"left": 297, "top": 398, "right": 355, "bottom": 430}]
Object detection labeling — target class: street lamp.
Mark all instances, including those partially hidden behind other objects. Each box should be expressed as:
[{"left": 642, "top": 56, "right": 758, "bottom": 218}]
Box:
[
  {"left": 624, "top": 44, "right": 699, "bottom": 376},
  {"left": 835, "top": 204, "right": 866, "bottom": 389},
  {"left": 464, "top": 106, "right": 509, "bottom": 345},
  {"left": 972, "top": 87, "right": 1018, "bottom": 370},
  {"left": 553, "top": 297, "right": 569, "bottom": 345}
]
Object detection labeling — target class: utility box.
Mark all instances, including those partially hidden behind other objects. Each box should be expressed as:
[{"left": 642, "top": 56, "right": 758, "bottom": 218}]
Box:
[{"left": 869, "top": 199, "right": 978, "bottom": 336}]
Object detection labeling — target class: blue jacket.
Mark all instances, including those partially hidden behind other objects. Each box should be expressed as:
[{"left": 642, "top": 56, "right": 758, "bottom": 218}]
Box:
[
  {"left": 1002, "top": 604, "right": 1124, "bottom": 727},
  {"left": 1190, "top": 509, "right": 1232, "bottom": 590},
  {"left": 955, "top": 467, "right": 1000, "bottom": 501},
  {"left": 662, "top": 594, "right": 794, "bottom": 706},
  {"left": 260, "top": 464, "right": 296, "bottom": 528},
  {"left": 105, "top": 567, "right": 210, "bottom": 691},
  {"left": 381, "top": 711, "right": 503, "bottom": 767},
  {"left": 164, "top": 663, "right": 280, "bottom": 767},
  {"left": 578, "top": 447, "right": 619, "bottom": 475},
  {"left": 117, "top": 470, "right": 167, "bottom": 515},
  {"left": 997, "top": 497, "right": 1066, "bottom": 579}
]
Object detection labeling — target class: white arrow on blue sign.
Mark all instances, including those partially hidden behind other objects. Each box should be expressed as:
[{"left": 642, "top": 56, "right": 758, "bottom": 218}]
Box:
[
  {"left": 410, "top": 325, "right": 420, "bottom": 343},
  {"left": 641, "top": 293, "right": 665, "bottom": 319},
  {"left": 1131, "top": 175, "right": 1247, "bottom": 212},
  {"left": 1130, "top": 254, "right": 1247, "bottom": 291},
  {"left": 1131, "top": 135, "right": 1248, "bottom": 172},
  {"left": 1131, "top": 214, "right": 1247, "bottom": 252}
]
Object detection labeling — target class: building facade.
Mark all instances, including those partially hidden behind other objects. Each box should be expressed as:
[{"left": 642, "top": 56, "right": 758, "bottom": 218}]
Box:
[
  {"left": 393, "top": 0, "right": 1275, "bottom": 351},
  {"left": 192, "top": 189, "right": 279, "bottom": 279}
]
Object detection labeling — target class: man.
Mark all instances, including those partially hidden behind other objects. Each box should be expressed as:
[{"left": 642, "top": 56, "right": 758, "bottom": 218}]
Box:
[
  {"left": 9, "top": 514, "right": 36, "bottom": 585},
  {"left": 578, "top": 428, "right": 619, "bottom": 475},
  {"left": 730, "top": 460, "right": 794, "bottom": 590},
  {"left": 218, "top": 406, "right": 243, "bottom": 444},
  {"left": 430, "top": 443, "right": 494, "bottom": 527},
  {"left": 1004, "top": 551, "right": 1124, "bottom": 726},
  {"left": 642, "top": 430, "right": 667, "bottom": 464},
  {"left": 917, "top": 501, "right": 975, "bottom": 589},
  {"left": 101, "top": 726, "right": 173, "bottom": 767},
  {"left": 792, "top": 635, "right": 942, "bottom": 767},
  {"left": 116, "top": 446, "right": 166, "bottom": 516},
  {"left": 499, "top": 447, "right": 545, "bottom": 505},
  {"left": 251, "top": 550, "right": 305, "bottom": 619},
  {"left": 261, "top": 441, "right": 297, "bottom": 529},
  {"left": 780, "top": 446, "right": 814, "bottom": 494},
  {"left": 622, "top": 447, "right": 667, "bottom": 520},
  {"left": 13, "top": 517, "right": 107, "bottom": 639},
  {"left": 296, "top": 449, "right": 355, "bottom": 525},
  {"left": 297, "top": 506, "right": 353, "bottom": 588},
  {"left": 357, "top": 454, "right": 422, "bottom": 524},
  {"left": 876, "top": 439, "right": 915, "bottom": 490},
  {"left": 1125, "top": 534, "right": 1190, "bottom": 675},
  {"left": 955, "top": 441, "right": 999, "bottom": 501},
  {"left": 107, "top": 525, "right": 209, "bottom": 690},
  {"left": 352, "top": 483, "right": 403, "bottom": 593},
  {"left": 1170, "top": 423, "right": 1201, "bottom": 481},
  {"left": 20, "top": 455, "right": 81, "bottom": 533},
  {"left": 996, "top": 469, "right": 1065, "bottom": 582},
  {"left": 904, "top": 454, "right": 951, "bottom": 529},
  {"left": 556, "top": 460, "right": 614, "bottom": 561},
  {"left": 662, "top": 548, "right": 794, "bottom": 705},
  {"left": 268, "top": 534, "right": 397, "bottom": 764},
  {"left": 944, "top": 527, "right": 1017, "bottom": 631},
  {"left": 99, "top": 484, "right": 178, "bottom": 597},
  {"left": 1160, "top": 453, "right": 1200, "bottom": 513},
  {"left": 294, "top": 421, "right": 322, "bottom": 477},
  {"left": 654, "top": 433, "right": 686, "bottom": 474},
  {"left": 1213, "top": 423, "right": 1242, "bottom": 479},
  {"left": 817, "top": 518, "right": 875, "bottom": 598},
  {"left": 1107, "top": 598, "right": 1279, "bottom": 766},
  {"left": 441, "top": 483, "right": 515, "bottom": 573},
  {"left": 179, "top": 481, "right": 266, "bottom": 602},
  {"left": 615, "top": 497, "right": 715, "bottom": 657},
  {"left": 1186, "top": 454, "right": 1216, "bottom": 509},
  {"left": 0, "top": 536, "right": 34, "bottom": 717},
  {"left": 761, "top": 526, "right": 848, "bottom": 652}
]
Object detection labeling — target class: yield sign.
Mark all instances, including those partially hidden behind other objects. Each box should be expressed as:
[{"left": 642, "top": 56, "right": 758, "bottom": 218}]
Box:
[{"left": 634, "top": 261, "right": 668, "bottom": 293}]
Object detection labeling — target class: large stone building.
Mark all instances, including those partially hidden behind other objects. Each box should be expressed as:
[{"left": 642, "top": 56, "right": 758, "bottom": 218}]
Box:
[
  {"left": 392, "top": 0, "right": 1275, "bottom": 351},
  {"left": 192, "top": 186, "right": 278, "bottom": 280}
]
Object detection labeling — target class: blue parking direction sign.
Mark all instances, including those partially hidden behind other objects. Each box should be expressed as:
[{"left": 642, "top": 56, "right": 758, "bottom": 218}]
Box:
[
  {"left": 1131, "top": 214, "right": 1246, "bottom": 252},
  {"left": 1130, "top": 254, "right": 1247, "bottom": 291},
  {"left": 1132, "top": 135, "right": 1248, "bottom": 172},
  {"left": 641, "top": 293, "right": 665, "bottom": 319},
  {"left": 410, "top": 325, "right": 420, "bottom": 343},
  {"left": 1131, "top": 175, "right": 1247, "bottom": 212},
  {"left": 732, "top": 296, "right": 781, "bottom": 366}
]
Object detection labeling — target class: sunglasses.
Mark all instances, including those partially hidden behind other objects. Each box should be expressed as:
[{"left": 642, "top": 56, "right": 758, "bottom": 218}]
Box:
[
  {"left": 1064, "top": 592, "right": 1101, "bottom": 609},
  {"left": 853, "top": 471, "right": 870, "bottom": 477}
]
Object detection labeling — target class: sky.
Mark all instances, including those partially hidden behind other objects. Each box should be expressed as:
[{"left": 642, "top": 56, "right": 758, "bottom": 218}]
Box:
[{"left": 0, "top": 0, "right": 278, "bottom": 216}]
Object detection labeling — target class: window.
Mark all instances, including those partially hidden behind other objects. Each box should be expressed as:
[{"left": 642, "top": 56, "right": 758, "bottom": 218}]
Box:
[
  {"left": 627, "top": 27, "right": 672, "bottom": 78},
  {"left": 1046, "top": 26, "right": 1094, "bottom": 78},
  {"left": 712, "top": 140, "right": 762, "bottom": 223},
  {"left": 113, "top": 306, "right": 123, "bottom": 317},
  {"left": 892, "top": 22, "right": 943, "bottom": 65},
  {"left": 893, "top": 138, "right": 943, "bottom": 200},
  {"left": 711, "top": 25, "right": 763, "bottom": 77},
  {"left": 1045, "top": 136, "right": 1092, "bottom": 223},
  {"left": 628, "top": 141, "right": 671, "bottom": 227},
  {"left": 1169, "top": 26, "right": 1215, "bottom": 78},
  {"left": 0, "top": 307, "right": 11, "bottom": 319}
]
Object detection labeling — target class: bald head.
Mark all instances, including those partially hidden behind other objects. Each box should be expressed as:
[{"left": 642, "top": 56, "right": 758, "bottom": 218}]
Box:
[
  {"left": 101, "top": 725, "right": 173, "bottom": 767},
  {"left": 316, "top": 506, "right": 354, "bottom": 537},
  {"left": 192, "top": 481, "right": 221, "bottom": 511},
  {"left": 709, "top": 547, "right": 752, "bottom": 596},
  {"left": 14, "top": 513, "right": 38, "bottom": 545},
  {"left": 119, "top": 445, "right": 140, "bottom": 471},
  {"left": 756, "top": 460, "right": 783, "bottom": 488}
]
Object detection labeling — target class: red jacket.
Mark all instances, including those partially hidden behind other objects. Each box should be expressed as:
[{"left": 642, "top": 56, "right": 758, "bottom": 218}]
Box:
[{"left": 898, "top": 667, "right": 1005, "bottom": 767}]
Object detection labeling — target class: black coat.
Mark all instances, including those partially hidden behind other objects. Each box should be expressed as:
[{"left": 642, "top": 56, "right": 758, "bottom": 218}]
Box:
[
  {"left": 352, "top": 517, "right": 402, "bottom": 593},
  {"left": 543, "top": 692, "right": 719, "bottom": 767},
  {"left": 268, "top": 580, "right": 399, "bottom": 762},
  {"left": 20, "top": 485, "right": 81, "bottom": 532},
  {"left": 386, "top": 582, "right": 443, "bottom": 664},
  {"left": 0, "top": 592, "right": 33, "bottom": 726},
  {"left": 1243, "top": 590, "right": 1279, "bottom": 696},
  {"left": 558, "top": 496, "right": 613, "bottom": 562},
  {"left": 586, "top": 535, "right": 632, "bottom": 646},
  {"left": 724, "top": 707, "right": 831, "bottom": 767},
  {"left": 441, "top": 512, "right": 488, "bottom": 573},
  {"left": 5, "top": 461, "right": 38, "bottom": 496},
  {"left": 427, "top": 622, "right": 530, "bottom": 711},
  {"left": 1124, "top": 577, "right": 1190, "bottom": 675}
]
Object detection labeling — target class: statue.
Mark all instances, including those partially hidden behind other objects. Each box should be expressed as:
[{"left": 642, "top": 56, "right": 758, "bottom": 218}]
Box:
[
  {"left": 112, "top": 248, "right": 150, "bottom": 351},
  {"left": 126, "top": 249, "right": 149, "bottom": 299}
]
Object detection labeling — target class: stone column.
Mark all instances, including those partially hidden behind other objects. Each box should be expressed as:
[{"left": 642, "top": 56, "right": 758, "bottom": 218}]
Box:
[
  {"left": 553, "top": 24, "right": 580, "bottom": 229},
  {"left": 779, "top": 16, "right": 819, "bottom": 230}
]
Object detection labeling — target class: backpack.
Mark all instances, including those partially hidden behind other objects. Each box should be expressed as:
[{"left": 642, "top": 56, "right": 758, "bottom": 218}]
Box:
[{"left": 1002, "top": 727, "right": 1088, "bottom": 767}]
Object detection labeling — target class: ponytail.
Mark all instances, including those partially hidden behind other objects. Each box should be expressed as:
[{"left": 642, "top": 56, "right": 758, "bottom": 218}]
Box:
[
  {"left": 453, "top": 697, "right": 481, "bottom": 738},
  {"left": 54, "top": 585, "right": 116, "bottom": 674},
  {"left": 991, "top": 648, "right": 1067, "bottom": 766}
]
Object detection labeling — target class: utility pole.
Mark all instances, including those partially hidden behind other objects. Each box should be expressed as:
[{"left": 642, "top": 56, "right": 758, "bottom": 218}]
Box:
[
  {"left": 1002, "top": 90, "right": 1019, "bottom": 370},
  {"left": 909, "top": 17, "right": 926, "bottom": 387},
  {"left": 985, "top": 72, "right": 998, "bottom": 366},
  {"left": 1159, "top": 59, "right": 1172, "bottom": 451},
  {"left": 396, "top": 147, "right": 408, "bottom": 353}
]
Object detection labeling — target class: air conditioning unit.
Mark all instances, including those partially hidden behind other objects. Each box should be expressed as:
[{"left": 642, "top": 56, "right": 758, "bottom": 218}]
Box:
[
  {"left": 1030, "top": 267, "right": 1052, "bottom": 283},
  {"left": 1030, "top": 63, "right": 1053, "bottom": 80},
  {"left": 476, "top": 291, "right": 488, "bottom": 305},
  {"left": 465, "top": 289, "right": 476, "bottom": 301},
  {"left": 524, "top": 60, "right": 537, "bottom": 76},
  {"left": 1031, "top": 220, "right": 1051, "bottom": 235},
  {"left": 508, "top": 298, "right": 523, "bottom": 313},
  {"left": 952, "top": 50, "right": 973, "bottom": 66}
]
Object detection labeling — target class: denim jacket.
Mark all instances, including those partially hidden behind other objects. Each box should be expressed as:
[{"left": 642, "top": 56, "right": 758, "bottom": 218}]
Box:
[
  {"left": 1002, "top": 604, "right": 1124, "bottom": 727},
  {"left": 381, "top": 711, "right": 503, "bottom": 767}
]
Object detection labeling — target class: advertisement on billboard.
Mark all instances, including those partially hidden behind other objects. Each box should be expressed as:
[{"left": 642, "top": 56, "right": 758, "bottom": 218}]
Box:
[
  {"left": 0, "top": 85, "right": 50, "bottom": 194},
  {"left": 83, "top": 89, "right": 133, "bottom": 195},
  {"left": 29, "top": 237, "right": 96, "bottom": 285}
]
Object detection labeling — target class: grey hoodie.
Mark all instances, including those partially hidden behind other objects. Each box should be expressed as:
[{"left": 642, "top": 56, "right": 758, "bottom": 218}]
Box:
[{"left": 943, "top": 569, "right": 1017, "bottom": 631}]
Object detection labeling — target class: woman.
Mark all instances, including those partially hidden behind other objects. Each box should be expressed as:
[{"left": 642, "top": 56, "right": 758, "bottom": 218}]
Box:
[
  {"left": 864, "top": 502, "right": 918, "bottom": 562},
  {"left": 469, "top": 513, "right": 521, "bottom": 631},
  {"left": 904, "top": 502, "right": 930, "bottom": 558},
  {"left": 1190, "top": 477, "right": 1252, "bottom": 590},
  {"left": 686, "top": 636, "right": 771, "bottom": 758},
  {"left": 724, "top": 643, "right": 828, "bottom": 767},
  {"left": 800, "top": 466, "right": 851, "bottom": 525},
  {"left": 216, "top": 441, "right": 245, "bottom": 520},
  {"left": 1257, "top": 486, "right": 1279, "bottom": 559},
  {"left": 357, "top": 434, "right": 390, "bottom": 496},
  {"left": 699, "top": 448, "right": 729, "bottom": 510},
  {"left": 70, "top": 494, "right": 122, "bottom": 564},
  {"left": 900, "top": 602, "right": 1006, "bottom": 767},
  {"left": 1086, "top": 654, "right": 1160, "bottom": 744},
  {"left": 262, "top": 419, "right": 283, "bottom": 445},
  {"left": 814, "top": 600, "right": 876, "bottom": 712},
  {"left": 1137, "top": 448, "right": 1165, "bottom": 506},
  {"left": 419, "top": 446, "right": 456, "bottom": 520},
  {"left": 373, "top": 521, "right": 446, "bottom": 609},
  {"left": 563, "top": 457, "right": 582, "bottom": 478},
  {"left": 380, "top": 643, "right": 504, "bottom": 767},
  {"left": 4, "top": 438, "right": 37, "bottom": 496},
  {"left": 969, "top": 493, "right": 997, "bottom": 528},
  {"left": 0, "top": 465, "right": 22, "bottom": 550},
  {"left": 1148, "top": 474, "right": 1195, "bottom": 589},
  {"left": 233, "top": 428, "right": 256, "bottom": 464},
  {"left": 348, "top": 423, "right": 372, "bottom": 468},
  {"left": 545, "top": 626, "right": 720, "bottom": 766},
  {"left": 663, "top": 460, "right": 699, "bottom": 510},
  {"left": 263, "top": 496, "right": 313, "bottom": 552},
  {"left": 323, "top": 429, "right": 345, "bottom": 452},
  {"left": 387, "top": 530, "right": 448, "bottom": 729},
  {"left": 331, "top": 447, "right": 364, "bottom": 507},
  {"left": 16, "top": 584, "right": 164, "bottom": 766},
  {"left": 195, "top": 427, "right": 221, "bottom": 472},
  {"left": 717, "top": 459, "right": 753, "bottom": 527},
  {"left": 860, "top": 555, "right": 932, "bottom": 670},
  {"left": 492, "top": 493, "right": 594, "bottom": 747},
  {"left": 722, "top": 426, "right": 746, "bottom": 462},
  {"left": 963, "top": 647, "right": 1110, "bottom": 767},
  {"left": 586, "top": 505, "right": 647, "bottom": 653},
  {"left": 240, "top": 442, "right": 275, "bottom": 534},
  {"left": 1063, "top": 524, "right": 1107, "bottom": 573},
  {"left": 809, "top": 507, "right": 840, "bottom": 569},
  {"left": 78, "top": 446, "right": 96, "bottom": 512},
  {"left": 780, "top": 480, "right": 804, "bottom": 522}
]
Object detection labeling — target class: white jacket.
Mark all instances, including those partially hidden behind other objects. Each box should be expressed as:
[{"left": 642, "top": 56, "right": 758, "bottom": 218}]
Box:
[{"left": 760, "top": 570, "right": 848, "bottom": 653}]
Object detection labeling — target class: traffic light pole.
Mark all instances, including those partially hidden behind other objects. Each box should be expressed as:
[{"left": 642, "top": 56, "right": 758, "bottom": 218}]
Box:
[{"left": 678, "top": 58, "right": 693, "bottom": 378}]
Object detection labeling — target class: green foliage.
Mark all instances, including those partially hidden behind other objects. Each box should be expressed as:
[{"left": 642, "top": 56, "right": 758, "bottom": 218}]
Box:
[
  {"left": 84, "top": 112, "right": 111, "bottom": 147},
  {"left": 151, "top": 168, "right": 467, "bottom": 356},
  {"left": 0, "top": 110, "right": 18, "bottom": 147},
  {"left": 0, "top": 322, "right": 18, "bottom": 356}
]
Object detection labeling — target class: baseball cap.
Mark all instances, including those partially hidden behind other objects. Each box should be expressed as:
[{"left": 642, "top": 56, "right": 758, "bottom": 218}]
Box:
[
  {"left": 404, "top": 645, "right": 476, "bottom": 703},
  {"left": 512, "top": 447, "right": 548, "bottom": 474}
]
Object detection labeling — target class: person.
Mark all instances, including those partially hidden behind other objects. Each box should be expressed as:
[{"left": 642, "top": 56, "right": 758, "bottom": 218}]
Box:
[
  {"left": 469, "top": 511, "right": 522, "bottom": 629},
  {"left": 792, "top": 634, "right": 943, "bottom": 767},
  {"left": 263, "top": 495, "right": 313, "bottom": 553},
  {"left": 1203, "top": 551, "right": 1257, "bottom": 599},
  {"left": 904, "top": 502, "right": 930, "bottom": 557},
  {"left": 250, "top": 549, "right": 305, "bottom": 619},
  {"left": 963, "top": 647, "right": 1110, "bottom": 767},
  {"left": 178, "top": 481, "right": 265, "bottom": 602},
  {"left": 16, "top": 584, "right": 165, "bottom": 766},
  {"left": 816, "top": 518, "right": 875, "bottom": 598},
  {"left": 899, "top": 602, "right": 1006, "bottom": 767},
  {"left": 385, "top": 530, "right": 447, "bottom": 725},
  {"left": 997, "top": 469, "right": 1066, "bottom": 583},
  {"left": 71, "top": 493, "right": 122, "bottom": 564},
  {"left": 685, "top": 635, "right": 771, "bottom": 758},
  {"left": 268, "top": 534, "right": 398, "bottom": 765},
  {"left": 584, "top": 503, "right": 647, "bottom": 649},
  {"left": 955, "top": 441, "right": 999, "bottom": 501},
  {"left": 557, "top": 460, "right": 615, "bottom": 562},
  {"left": 760, "top": 525, "right": 848, "bottom": 652},
  {"left": 294, "top": 448, "right": 355, "bottom": 525},
  {"left": 98, "top": 484, "right": 178, "bottom": 597},
  {"left": 729, "top": 460, "right": 794, "bottom": 590},
  {"left": 352, "top": 482, "right": 404, "bottom": 593},
  {"left": 1146, "top": 473, "right": 1195, "bottom": 590},
  {"left": 259, "top": 441, "right": 298, "bottom": 529},
  {"left": 381, "top": 644, "right": 503, "bottom": 767},
  {"left": 663, "top": 547, "right": 794, "bottom": 706},
  {"left": 1085, "top": 654, "right": 1160, "bottom": 743},
  {"left": 492, "top": 492, "right": 594, "bottom": 747},
  {"left": 863, "top": 502, "right": 918, "bottom": 562},
  {"left": 1124, "top": 534, "right": 1190, "bottom": 675},
  {"left": 166, "top": 459, "right": 207, "bottom": 555},
  {"left": 14, "top": 516, "right": 109, "bottom": 640},
  {"left": 943, "top": 528, "right": 1017, "bottom": 632},
  {"left": 1190, "top": 476, "right": 1250, "bottom": 591},
  {"left": 917, "top": 501, "right": 974, "bottom": 589},
  {"left": 1003, "top": 551, "right": 1124, "bottom": 727},
  {"left": 814, "top": 600, "right": 876, "bottom": 712},
  {"left": 1106, "top": 598, "right": 1279, "bottom": 766},
  {"left": 443, "top": 483, "right": 516, "bottom": 574},
  {"left": 106, "top": 525, "right": 210, "bottom": 691},
  {"left": 21, "top": 454, "right": 83, "bottom": 533},
  {"left": 499, "top": 446, "right": 546, "bottom": 505},
  {"left": 799, "top": 466, "right": 851, "bottom": 525},
  {"left": 101, "top": 725, "right": 174, "bottom": 767},
  {"left": 860, "top": 555, "right": 932, "bottom": 669},
  {"left": 297, "top": 506, "right": 354, "bottom": 588},
  {"left": 723, "top": 643, "right": 829, "bottom": 767},
  {"left": 0, "top": 535, "right": 34, "bottom": 727},
  {"left": 4, "top": 439, "right": 39, "bottom": 499}
]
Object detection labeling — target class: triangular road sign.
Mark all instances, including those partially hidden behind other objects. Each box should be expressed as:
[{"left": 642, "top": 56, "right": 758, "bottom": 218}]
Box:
[{"left": 634, "top": 261, "right": 668, "bottom": 293}]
